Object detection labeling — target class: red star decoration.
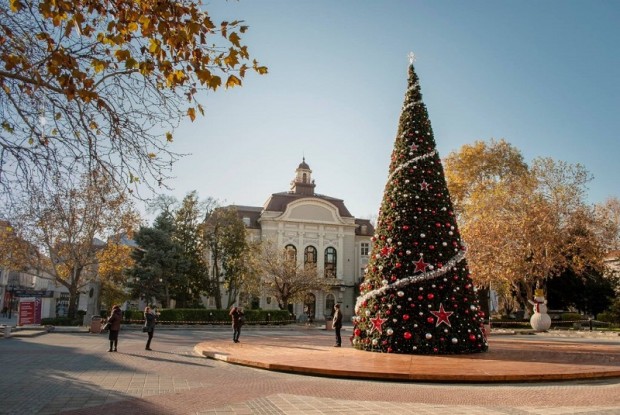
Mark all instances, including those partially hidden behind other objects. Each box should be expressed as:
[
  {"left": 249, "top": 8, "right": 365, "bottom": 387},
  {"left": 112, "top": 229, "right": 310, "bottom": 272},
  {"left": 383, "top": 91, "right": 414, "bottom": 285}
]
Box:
[
  {"left": 430, "top": 303, "right": 454, "bottom": 327},
  {"left": 414, "top": 256, "right": 429, "bottom": 273},
  {"left": 410, "top": 143, "right": 419, "bottom": 152},
  {"left": 369, "top": 314, "right": 387, "bottom": 334},
  {"left": 420, "top": 180, "right": 430, "bottom": 190}
]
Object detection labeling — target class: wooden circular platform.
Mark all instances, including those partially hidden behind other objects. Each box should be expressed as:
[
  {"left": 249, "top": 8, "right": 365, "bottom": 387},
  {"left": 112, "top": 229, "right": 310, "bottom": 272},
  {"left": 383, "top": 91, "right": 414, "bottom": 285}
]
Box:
[{"left": 194, "top": 330, "right": 620, "bottom": 383}]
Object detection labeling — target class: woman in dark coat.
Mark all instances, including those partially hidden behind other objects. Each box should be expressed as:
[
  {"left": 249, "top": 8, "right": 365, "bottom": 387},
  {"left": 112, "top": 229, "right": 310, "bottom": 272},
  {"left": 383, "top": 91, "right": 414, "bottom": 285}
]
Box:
[
  {"left": 107, "top": 305, "right": 122, "bottom": 352},
  {"left": 144, "top": 306, "right": 156, "bottom": 350},
  {"left": 229, "top": 306, "right": 244, "bottom": 343}
]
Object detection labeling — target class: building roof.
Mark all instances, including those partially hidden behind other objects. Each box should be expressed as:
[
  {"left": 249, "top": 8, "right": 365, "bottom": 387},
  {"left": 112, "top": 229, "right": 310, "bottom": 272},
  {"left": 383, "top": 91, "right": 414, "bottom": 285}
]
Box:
[
  {"left": 230, "top": 205, "right": 263, "bottom": 229},
  {"left": 355, "top": 218, "right": 375, "bottom": 236},
  {"left": 263, "top": 192, "right": 353, "bottom": 218}
]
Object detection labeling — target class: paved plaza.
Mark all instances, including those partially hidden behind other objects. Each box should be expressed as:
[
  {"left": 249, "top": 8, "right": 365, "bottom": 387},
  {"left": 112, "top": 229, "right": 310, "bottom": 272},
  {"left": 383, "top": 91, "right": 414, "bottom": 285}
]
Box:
[{"left": 1, "top": 324, "right": 620, "bottom": 414}]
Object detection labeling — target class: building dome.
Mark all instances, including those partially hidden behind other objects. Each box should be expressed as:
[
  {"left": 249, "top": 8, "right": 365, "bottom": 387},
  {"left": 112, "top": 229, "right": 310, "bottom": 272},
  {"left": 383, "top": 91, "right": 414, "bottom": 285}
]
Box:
[{"left": 298, "top": 157, "right": 310, "bottom": 170}]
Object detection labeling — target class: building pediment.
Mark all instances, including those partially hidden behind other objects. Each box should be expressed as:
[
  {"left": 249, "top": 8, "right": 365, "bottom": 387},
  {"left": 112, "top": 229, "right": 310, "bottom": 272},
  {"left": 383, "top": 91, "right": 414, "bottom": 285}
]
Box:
[{"left": 276, "top": 199, "right": 354, "bottom": 225}]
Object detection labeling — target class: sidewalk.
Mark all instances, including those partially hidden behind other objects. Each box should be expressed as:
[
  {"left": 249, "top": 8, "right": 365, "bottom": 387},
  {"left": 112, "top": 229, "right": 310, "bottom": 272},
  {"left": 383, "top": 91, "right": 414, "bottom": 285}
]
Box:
[{"left": 1, "top": 328, "right": 620, "bottom": 414}]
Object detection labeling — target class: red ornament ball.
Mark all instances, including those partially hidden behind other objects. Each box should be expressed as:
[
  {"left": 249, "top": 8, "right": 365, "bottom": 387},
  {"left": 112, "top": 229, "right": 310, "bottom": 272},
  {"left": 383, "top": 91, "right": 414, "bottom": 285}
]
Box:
[
  {"left": 354, "top": 328, "right": 361, "bottom": 336},
  {"left": 404, "top": 332, "right": 412, "bottom": 340}
]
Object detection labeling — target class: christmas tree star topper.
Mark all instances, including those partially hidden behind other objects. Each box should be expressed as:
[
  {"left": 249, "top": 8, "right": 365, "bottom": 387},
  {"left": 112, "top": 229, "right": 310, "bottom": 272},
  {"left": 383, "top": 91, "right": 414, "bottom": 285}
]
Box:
[{"left": 408, "top": 51, "right": 416, "bottom": 64}]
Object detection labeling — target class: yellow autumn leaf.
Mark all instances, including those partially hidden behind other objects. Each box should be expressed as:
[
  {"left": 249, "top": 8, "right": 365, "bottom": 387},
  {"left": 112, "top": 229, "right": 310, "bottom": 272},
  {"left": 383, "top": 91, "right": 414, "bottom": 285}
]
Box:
[
  {"left": 148, "top": 38, "right": 160, "bottom": 54},
  {"left": 114, "top": 49, "right": 130, "bottom": 61},
  {"left": 9, "top": 0, "right": 22, "bottom": 12},
  {"left": 125, "top": 57, "right": 138, "bottom": 69},
  {"left": 148, "top": 153, "right": 156, "bottom": 159},
  {"left": 225, "top": 75, "right": 241, "bottom": 88},
  {"left": 92, "top": 60, "right": 106, "bottom": 73},
  {"left": 228, "top": 32, "right": 241, "bottom": 47},
  {"left": 165, "top": 132, "right": 173, "bottom": 142},
  {"left": 174, "top": 70, "right": 186, "bottom": 82},
  {"left": 187, "top": 107, "right": 196, "bottom": 121},
  {"left": 207, "top": 75, "right": 221, "bottom": 90},
  {"left": 195, "top": 69, "right": 211, "bottom": 84},
  {"left": 128, "top": 22, "right": 138, "bottom": 32}
]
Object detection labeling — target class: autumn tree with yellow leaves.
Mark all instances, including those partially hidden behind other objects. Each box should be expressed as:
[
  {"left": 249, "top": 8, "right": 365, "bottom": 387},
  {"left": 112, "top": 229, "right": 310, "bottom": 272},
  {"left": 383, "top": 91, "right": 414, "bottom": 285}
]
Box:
[
  {"left": 444, "top": 139, "right": 610, "bottom": 315},
  {"left": 257, "top": 240, "right": 330, "bottom": 312},
  {"left": 9, "top": 174, "right": 140, "bottom": 319},
  {"left": 0, "top": 0, "right": 267, "bottom": 198},
  {"left": 0, "top": 220, "right": 33, "bottom": 270},
  {"left": 96, "top": 235, "right": 135, "bottom": 311}
]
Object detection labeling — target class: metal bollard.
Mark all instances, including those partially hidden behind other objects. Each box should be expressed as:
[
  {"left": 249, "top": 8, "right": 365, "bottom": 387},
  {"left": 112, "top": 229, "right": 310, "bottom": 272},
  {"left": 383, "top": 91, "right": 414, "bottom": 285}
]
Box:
[{"left": 3, "top": 325, "right": 10, "bottom": 338}]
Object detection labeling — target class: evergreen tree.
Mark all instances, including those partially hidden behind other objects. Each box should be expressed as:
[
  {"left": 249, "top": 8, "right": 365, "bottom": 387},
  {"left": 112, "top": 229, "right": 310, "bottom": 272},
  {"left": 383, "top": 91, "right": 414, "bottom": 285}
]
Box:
[
  {"left": 203, "top": 206, "right": 254, "bottom": 309},
  {"left": 173, "top": 192, "right": 211, "bottom": 307},
  {"left": 353, "top": 58, "right": 488, "bottom": 354},
  {"left": 127, "top": 212, "right": 185, "bottom": 308}
]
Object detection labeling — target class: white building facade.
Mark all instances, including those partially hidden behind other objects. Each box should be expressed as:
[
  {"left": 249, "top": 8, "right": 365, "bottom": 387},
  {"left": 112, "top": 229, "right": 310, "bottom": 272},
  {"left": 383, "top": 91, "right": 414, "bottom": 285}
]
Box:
[{"left": 213, "top": 159, "right": 374, "bottom": 322}]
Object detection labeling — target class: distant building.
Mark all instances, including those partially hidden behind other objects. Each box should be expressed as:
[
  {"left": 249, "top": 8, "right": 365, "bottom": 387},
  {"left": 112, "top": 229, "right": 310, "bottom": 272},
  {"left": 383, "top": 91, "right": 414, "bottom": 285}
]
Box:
[
  {"left": 604, "top": 250, "right": 620, "bottom": 280},
  {"left": 206, "top": 159, "right": 374, "bottom": 322}
]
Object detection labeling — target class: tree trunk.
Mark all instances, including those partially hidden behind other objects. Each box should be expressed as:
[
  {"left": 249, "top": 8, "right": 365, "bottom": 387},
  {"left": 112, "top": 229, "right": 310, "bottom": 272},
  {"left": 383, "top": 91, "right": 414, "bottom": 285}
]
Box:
[
  {"left": 68, "top": 283, "right": 80, "bottom": 320},
  {"left": 226, "top": 285, "right": 238, "bottom": 309},
  {"left": 67, "top": 265, "right": 83, "bottom": 320},
  {"left": 212, "top": 262, "right": 222, "bottom": 309}
]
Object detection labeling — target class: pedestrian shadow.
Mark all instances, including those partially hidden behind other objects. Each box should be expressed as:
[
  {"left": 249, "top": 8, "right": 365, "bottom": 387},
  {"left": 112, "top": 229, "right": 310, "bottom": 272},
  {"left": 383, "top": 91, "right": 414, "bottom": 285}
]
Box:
[{"left": 124, "top": 352, "right": 214, "bottom": 367}]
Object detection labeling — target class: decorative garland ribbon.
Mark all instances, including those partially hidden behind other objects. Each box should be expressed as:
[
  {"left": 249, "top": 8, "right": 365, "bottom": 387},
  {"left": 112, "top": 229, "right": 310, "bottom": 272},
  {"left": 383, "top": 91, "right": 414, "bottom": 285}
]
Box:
[
  {"left": 386, "top": 149, "right": 436, "bottom": 184},
  {"left": 357, "top": 142, "right": 454, "bottom": 313},
  {"left": 355, "top": 250, "right": 466, "bottom": 313}
]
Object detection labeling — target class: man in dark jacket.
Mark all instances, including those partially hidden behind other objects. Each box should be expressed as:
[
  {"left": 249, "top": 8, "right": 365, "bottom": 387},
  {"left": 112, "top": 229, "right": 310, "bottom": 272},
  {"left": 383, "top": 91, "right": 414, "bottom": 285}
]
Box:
[
  {"left": 144, "top": 306, "right": 157, "bottom": 350},
  {"left": 230, "top": 306, "right": 244, "bottom": 343},
  {"left": 332, "top": 304, "right": 343, "bottom": 347}
]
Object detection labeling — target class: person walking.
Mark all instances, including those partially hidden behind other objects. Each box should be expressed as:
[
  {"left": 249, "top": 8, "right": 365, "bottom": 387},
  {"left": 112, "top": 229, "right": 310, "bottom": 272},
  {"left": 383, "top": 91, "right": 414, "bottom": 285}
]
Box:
[
  {"left": 107, "top": 305, "right": 122, "bottom": 352},
  {"left": 144, "top": 306, "right": 157, "bottom": 350},
  {"left": 332, "top": 303, "right": 343, "bottom": 347},
  {"left": 229, "top": 306, "right": 244, "bottom": 343}
]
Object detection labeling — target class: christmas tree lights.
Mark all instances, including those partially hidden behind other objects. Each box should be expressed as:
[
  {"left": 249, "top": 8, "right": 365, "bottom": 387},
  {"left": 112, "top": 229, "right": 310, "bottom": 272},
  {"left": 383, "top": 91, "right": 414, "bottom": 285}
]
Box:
[{"left": 352, "top": 57, "right": 488, "bottom": 354}]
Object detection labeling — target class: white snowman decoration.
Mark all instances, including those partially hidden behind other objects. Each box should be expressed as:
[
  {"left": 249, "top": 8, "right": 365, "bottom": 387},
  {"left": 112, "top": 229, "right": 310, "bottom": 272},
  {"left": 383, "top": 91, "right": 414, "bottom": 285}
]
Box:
[{"left": 528, "top": 288, "right": 551, "bottom": 331}]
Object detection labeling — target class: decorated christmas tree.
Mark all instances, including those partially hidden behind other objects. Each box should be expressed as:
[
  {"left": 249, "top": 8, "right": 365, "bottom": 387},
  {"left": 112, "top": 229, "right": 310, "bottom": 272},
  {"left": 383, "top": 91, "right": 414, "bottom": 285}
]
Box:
[{"left": 352, "top": 55, "right": 488, "bottom": 354}]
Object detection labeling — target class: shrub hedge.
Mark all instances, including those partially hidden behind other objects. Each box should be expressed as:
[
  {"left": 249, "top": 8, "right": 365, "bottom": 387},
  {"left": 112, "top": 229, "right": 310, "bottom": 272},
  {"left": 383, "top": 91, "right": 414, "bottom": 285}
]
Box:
[{"left": 122, "top": 308, "right": 294, "bottom": 325}]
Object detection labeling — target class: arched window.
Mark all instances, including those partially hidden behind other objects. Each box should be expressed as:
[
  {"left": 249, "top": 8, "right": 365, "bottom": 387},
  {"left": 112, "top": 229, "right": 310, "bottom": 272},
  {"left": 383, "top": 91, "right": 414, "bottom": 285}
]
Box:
[
  {"left": 325, "top": 294, "right": 335, "bottom": 317},
  {"left": 324, "top": 247, "right": 337, "bottom": 278},
  {"left": 302, "top": 172, "right": 307, "bottom": 183},
  {"left": 284, "top": 244, "right": 297, "bottom": 263},
  {"left": 304, "top": 245, "right": 317, "bottom": 268}
]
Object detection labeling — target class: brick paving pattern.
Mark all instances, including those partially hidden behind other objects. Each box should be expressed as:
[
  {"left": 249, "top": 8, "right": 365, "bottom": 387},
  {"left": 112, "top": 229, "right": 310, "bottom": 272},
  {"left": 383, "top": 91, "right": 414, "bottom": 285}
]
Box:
[{"left": 0, "top": 327, "right": 619, "bottom": 414}]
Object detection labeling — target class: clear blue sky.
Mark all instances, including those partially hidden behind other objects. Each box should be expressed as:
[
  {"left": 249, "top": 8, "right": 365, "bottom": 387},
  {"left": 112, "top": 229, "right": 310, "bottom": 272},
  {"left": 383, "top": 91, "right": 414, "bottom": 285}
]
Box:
[{"left": 159, "top": 0, "right": 619, "bottom": 220}]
